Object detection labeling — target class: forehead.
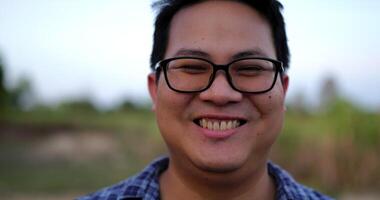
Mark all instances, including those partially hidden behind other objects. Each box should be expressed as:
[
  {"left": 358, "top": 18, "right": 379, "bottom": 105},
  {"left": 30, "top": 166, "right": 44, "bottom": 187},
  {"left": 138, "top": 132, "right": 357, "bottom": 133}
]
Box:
[{"left": 165, "top": 0, "right": 276, "bottom": 60}]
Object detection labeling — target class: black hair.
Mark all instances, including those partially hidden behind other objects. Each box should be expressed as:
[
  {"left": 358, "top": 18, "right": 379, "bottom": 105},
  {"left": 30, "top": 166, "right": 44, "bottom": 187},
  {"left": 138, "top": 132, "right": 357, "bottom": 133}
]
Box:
[{"left": 150, "top": 0, "right": 290, "bottom": 74}]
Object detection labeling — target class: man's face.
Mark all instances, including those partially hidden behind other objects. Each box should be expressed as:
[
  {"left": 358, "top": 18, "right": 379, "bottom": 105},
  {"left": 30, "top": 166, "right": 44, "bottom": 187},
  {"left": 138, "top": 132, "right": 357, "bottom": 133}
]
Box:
[{"left": 148, "top": 1, "right": 288, "bottom": 174}]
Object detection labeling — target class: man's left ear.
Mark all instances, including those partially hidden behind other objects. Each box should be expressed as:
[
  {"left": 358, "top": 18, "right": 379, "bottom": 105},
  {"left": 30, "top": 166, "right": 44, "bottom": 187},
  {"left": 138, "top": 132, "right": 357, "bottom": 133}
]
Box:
[
  {"left": 281, "top": 74, "right": 289, "bottom": 96},
  {"left": 281, "top": 74, "right": 289, "bottom": 111},
  {"left": 147, "top": 73, "right": 158, "bottom": 111}
]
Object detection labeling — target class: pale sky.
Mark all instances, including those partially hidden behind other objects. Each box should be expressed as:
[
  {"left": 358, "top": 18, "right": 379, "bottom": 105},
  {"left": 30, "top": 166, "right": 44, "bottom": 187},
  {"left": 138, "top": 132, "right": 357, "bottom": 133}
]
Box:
[{"left": 0, "top": 0, "right": 379, "bottom": 109}]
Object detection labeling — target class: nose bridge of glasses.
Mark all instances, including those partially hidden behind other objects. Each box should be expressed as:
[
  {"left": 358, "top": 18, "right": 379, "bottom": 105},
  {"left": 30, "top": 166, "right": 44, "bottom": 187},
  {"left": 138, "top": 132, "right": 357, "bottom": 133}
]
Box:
[
  {"left": 214, "top": 64, "right": 230, "bottom": 73},
  {"left": 211, "top": 64, "right": 230, "bottom": 80},
  {"left": 208, "top": 64, "right": 235, "bottom": 90}
]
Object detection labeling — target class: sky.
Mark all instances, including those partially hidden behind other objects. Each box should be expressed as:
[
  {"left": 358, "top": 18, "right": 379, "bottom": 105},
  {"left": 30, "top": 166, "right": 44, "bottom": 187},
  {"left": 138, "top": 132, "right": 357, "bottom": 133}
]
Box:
[{"left": 0, "top": 0, "right": 379, "bottom": 109}]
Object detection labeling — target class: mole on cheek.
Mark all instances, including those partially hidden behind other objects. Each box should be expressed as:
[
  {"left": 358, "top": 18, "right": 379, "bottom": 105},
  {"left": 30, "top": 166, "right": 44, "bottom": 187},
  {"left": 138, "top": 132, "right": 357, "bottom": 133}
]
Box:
[{"left": 268, "top": 95, "right": 272, "bottom": 99}]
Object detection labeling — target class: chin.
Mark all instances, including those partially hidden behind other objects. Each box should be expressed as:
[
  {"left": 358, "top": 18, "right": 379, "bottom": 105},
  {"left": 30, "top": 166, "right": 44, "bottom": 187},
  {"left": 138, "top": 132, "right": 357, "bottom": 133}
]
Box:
[{"left": 193, "top": 157, "right": 246, "bottom": 174}]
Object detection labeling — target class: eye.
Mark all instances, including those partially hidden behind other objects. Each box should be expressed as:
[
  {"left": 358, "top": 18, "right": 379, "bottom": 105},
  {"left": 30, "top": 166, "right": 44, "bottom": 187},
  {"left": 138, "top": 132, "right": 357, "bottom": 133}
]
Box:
[
  {"left": 172, "top": 64, "right": 210, "bottom": 74},
  {"left": 235, "top": 65, "right": 265, "bottom": 76}
]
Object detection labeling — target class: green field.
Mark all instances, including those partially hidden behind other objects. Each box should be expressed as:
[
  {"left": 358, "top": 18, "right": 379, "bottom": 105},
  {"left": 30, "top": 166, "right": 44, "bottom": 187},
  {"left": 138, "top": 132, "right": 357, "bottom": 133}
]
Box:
[{"left": 0, "top": 100, "right": 379, "bottom": 199}]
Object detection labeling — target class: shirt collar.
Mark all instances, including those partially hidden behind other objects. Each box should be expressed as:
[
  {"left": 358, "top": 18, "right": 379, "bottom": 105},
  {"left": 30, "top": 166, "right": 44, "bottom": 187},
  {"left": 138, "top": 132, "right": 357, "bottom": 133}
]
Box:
[
  {"left": 120, "top": 158, "right": 331, "bottom": 200},
  {"left": 120, "top": 156, "right": 168, "bottom": 200}
]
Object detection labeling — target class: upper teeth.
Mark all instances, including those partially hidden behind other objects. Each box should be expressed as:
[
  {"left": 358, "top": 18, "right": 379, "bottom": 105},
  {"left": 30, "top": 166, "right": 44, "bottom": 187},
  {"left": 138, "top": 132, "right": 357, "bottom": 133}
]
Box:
[{"left": 199, "top": 119, "right": 240, "bottom": 131}]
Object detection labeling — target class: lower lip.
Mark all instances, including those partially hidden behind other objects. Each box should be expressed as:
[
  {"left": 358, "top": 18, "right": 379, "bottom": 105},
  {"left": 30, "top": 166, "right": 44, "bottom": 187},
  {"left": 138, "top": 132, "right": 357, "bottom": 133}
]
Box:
[{"left": 195, "top": 124, "right": 240, "bottom": 139}]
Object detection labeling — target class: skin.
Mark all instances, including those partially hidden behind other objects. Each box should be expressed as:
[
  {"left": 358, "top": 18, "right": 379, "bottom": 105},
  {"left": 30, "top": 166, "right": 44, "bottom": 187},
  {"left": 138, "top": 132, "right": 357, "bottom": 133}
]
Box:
[{"left": 148, "top": 1, "right": 289, "bottom": 199}]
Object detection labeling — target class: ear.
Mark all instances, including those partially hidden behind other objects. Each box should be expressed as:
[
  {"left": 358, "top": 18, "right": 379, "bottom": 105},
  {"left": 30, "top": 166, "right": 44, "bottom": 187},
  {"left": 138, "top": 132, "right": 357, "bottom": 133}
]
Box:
[
  {"left": 281, "top": 74, "right": 289, "bottom": 111},
  {"left": 148, "top": 73, "right": 158, "bottom": 111},
  {"left": 281, "top": 74, "right": 289, "bottom": 96}
]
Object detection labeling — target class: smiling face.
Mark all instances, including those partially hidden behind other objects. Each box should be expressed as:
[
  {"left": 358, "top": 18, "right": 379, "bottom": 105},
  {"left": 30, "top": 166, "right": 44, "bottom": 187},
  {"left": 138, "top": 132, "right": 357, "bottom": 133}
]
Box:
[{"left": 148, "top": 1, "right": 288, "bottom": 175}]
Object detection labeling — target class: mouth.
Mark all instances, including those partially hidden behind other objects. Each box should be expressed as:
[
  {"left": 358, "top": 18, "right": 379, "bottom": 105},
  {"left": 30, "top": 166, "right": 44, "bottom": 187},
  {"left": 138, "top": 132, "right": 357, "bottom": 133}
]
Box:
[{"left": 193, "top": 118, "right": 247, "bottom": 131}]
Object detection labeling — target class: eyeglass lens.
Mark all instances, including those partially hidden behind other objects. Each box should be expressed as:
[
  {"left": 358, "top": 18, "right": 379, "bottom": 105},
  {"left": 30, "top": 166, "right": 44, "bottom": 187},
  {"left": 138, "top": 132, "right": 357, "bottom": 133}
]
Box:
[{"left": 164, "top": 58, "right": 277, "bottom": 93}]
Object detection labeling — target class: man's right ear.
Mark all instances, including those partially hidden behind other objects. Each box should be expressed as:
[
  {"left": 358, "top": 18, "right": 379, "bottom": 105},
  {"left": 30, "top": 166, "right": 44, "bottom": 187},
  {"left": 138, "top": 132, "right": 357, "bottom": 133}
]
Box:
[{"left": 147, "top": 73, "right": 158, "bottom": 111}]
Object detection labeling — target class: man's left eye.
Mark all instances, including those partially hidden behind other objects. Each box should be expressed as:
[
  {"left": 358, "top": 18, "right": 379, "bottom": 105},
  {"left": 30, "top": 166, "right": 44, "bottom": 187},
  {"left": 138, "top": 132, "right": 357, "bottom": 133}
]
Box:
[{"left": 235, "top": 65, "right": 264, "bottom": 74}]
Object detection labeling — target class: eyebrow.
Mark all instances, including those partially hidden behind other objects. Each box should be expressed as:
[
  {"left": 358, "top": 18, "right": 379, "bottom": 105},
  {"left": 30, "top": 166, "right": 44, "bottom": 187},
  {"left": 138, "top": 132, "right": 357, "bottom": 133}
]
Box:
[
  {"left": 173, "top": 48, "right": 269, "bottom": 61},
  {"left": 173, "top": 49, "right": 211, "bottom": 59},
  {"left": 231, "top": 49, "right": 269, "bottom": 60}
]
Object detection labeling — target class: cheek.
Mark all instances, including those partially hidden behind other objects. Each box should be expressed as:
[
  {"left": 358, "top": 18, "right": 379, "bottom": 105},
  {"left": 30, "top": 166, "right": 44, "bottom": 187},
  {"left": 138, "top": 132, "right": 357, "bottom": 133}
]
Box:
[
  {"left": 251, "top": 87, "right": 285, "bottom": 115},
  {"left": 158, "top": 86, "right": 189, "bottom": 108},
  {"left": 250, "top": 85, "right": 286, "bottom": 145},
  {"left": 155, "top": 79, "right": 194, "bottom": 120}
]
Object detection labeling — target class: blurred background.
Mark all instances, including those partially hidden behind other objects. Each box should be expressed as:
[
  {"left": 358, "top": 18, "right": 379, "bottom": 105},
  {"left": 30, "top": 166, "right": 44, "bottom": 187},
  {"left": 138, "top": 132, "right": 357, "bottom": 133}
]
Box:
[{"left": 0, "top": 0, "right": 379, "bottom": 199}]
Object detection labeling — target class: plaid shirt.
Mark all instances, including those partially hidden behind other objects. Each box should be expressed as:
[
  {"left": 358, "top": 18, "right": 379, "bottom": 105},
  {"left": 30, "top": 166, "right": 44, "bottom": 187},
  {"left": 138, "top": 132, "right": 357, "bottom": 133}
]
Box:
[{"left": 78, "top": 157, "right": 334, "bottom": 200}]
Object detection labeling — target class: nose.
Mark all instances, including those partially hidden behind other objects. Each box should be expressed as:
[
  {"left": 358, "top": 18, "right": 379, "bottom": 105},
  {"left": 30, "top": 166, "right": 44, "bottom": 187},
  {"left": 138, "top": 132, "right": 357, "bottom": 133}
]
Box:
[{"left": 199, "top": 72, "right": 243, "bottom": 105}]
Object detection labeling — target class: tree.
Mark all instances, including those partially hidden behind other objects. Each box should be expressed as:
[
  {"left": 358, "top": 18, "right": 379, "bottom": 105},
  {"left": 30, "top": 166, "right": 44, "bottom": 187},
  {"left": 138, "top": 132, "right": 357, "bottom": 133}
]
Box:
[
  {"left": 0, "top": 56, "right": 9, "bottom": 111},
  {"left": 319, "top": 76, "right": 339, "bottom": 111},
  {"left": 0, "top": 54, "right": 36, "bottom": 111},
  {"left": 9, "top": 76, "right": 34, "bottom": 110}
]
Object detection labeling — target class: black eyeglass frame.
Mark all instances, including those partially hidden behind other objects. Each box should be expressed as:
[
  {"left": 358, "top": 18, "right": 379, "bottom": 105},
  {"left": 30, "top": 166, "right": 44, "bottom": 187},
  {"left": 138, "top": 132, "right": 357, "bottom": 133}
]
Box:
[{"left": 154, "top": 56, "right": 285, "bottom": 94}]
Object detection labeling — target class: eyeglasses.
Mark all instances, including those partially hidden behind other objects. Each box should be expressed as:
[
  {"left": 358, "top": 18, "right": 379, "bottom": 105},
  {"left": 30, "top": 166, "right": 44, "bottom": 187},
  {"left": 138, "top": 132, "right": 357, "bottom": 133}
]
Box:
[{"left": 155, "top": 56, "right": 284, "bottom": 93}]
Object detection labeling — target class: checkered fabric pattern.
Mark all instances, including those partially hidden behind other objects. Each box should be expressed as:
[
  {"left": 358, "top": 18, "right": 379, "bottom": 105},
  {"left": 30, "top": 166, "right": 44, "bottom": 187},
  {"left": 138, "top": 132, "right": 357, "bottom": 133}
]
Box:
[
  {"left": 268, "top": 162, "right": 334, "bottom": 200},
  {"left": 77, "top": 156, "right": 334, "bottom": 200}
]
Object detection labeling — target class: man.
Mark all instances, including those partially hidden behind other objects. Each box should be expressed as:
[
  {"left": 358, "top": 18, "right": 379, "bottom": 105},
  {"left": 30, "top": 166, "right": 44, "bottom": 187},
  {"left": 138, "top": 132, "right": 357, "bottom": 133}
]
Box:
[{"left": 79, "top": 0, "right": 333, "bottom": 199}]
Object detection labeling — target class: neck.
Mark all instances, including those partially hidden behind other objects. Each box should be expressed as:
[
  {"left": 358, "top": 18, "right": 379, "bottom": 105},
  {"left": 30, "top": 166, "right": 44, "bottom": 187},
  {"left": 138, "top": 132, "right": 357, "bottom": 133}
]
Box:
[{"left": 159, "top": 158, "right": 276, "bottom": 200}]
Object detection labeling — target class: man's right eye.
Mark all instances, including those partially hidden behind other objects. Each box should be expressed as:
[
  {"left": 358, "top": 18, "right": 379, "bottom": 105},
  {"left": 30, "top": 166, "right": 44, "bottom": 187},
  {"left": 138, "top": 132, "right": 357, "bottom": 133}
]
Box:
[{"left": 173, "top": 65, "right": 209, "bottom": 74}]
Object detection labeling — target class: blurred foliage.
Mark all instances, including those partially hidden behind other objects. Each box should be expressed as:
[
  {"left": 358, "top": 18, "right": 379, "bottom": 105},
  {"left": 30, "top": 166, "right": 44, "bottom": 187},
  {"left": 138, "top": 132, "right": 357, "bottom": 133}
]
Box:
[
  {"left": 0, "top": 55, "right": 379, "bottom": 198},
  {"left": 0, "top": 96, "right": 379, "bottom": 199},
  {"left": 0, "top": 105, "right": 163, "bottom": 197},
  {"left": 275, "top": 97, "right": 380, "bottom": 196},
  {"left": 57, "top": 98, "right": 98, "bottom": 113},
  {"left": 0, "top": 56, "right": 9, "bottom": 112},
  {"left": 0, "top": 58, "right": 35, "bottom": 113}
]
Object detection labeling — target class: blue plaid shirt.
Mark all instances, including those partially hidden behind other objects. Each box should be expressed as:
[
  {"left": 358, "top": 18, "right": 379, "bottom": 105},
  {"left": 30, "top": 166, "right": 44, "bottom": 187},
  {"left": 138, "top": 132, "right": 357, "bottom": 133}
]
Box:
[{"left": 78, "top": 157, "right": 333, "bottom": 200}]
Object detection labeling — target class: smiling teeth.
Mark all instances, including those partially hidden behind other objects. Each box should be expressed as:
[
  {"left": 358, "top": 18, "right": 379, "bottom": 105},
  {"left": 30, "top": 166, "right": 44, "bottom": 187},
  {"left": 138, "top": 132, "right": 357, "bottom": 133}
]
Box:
[{"left": 199, "top": 119, "right": 240, "bottom": 131}]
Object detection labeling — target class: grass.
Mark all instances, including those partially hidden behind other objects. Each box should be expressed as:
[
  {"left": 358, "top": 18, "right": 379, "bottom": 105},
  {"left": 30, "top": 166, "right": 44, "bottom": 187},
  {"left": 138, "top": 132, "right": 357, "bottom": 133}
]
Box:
[{"left": 0, "top": 100, "right": 379, "bottom": 197}]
